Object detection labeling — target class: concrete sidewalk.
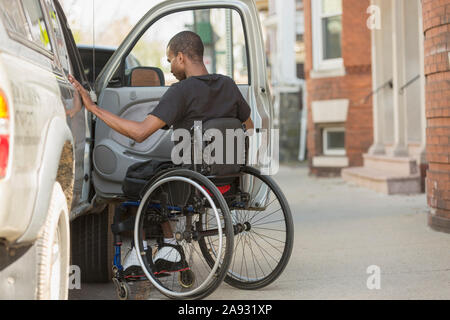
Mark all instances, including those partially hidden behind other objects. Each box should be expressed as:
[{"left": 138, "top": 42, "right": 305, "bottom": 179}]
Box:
[{"left": 69, "top": 165, "right": 450, "bottom": 300}]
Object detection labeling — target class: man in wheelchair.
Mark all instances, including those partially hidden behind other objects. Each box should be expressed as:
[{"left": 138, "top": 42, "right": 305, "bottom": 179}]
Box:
[{"left": 69, "top": 31, "right": 254, "bottom": 278}]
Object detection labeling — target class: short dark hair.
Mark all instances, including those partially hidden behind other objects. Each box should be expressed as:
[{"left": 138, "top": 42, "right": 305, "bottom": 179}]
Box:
[{"left": 168, "top": 31, "right": 204, "bottom": 63}]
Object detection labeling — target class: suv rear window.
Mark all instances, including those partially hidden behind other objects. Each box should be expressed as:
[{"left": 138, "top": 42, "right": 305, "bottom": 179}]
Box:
[
  {"left": 21, "top": 0, "right": 52, "bottom": 51},
  {"left": 79, "top": 49, "right": 114, "bottom": 85},
  {"left": 0, "top": 0, "right": 30, "bottom": 39},
  {"left": 45, "top": 0, "right": 71, "bottom": 74}
]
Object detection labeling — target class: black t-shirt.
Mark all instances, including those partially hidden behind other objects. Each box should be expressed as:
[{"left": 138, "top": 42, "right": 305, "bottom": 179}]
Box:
[{"left": 149, "top": 74, "right": 251, "bottom": 130}]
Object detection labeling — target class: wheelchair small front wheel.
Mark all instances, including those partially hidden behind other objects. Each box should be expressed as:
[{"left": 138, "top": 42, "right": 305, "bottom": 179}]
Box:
[{"left": 113, "top": 278, "right": 130, "bottom": 300}]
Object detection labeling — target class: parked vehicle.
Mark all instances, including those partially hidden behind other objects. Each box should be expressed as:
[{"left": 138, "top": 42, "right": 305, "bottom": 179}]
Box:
[
  {"left": 0, "top": 0, "right": 273, "bottom": 299},
  {"left": 0, "top": 0, "right": 93, "bottom": 299},
  {"left": 77, "top": 44, "right": 141, "bottom": 86}
]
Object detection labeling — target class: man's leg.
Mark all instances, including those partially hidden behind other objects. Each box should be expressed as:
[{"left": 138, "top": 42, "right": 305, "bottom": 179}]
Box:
[
  {"left": 123, "top": 209, "right": 184, "bottom": 275},
  {"left": 161, "top": 221, "right": 175, "bottom": 239}
]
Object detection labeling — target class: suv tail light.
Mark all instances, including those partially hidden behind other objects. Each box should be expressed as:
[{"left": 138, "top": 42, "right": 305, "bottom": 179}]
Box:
[{"left": 0, "top": 90, "right": 9, "bottom": 178}]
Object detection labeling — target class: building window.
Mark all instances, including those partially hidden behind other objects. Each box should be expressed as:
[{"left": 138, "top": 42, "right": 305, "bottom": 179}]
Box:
[
  {"left": 312, "top": 0, "right": 343, "bottom": 71},
  {"left": 323, "top": 127, "right": 345, "bottom": 156}
]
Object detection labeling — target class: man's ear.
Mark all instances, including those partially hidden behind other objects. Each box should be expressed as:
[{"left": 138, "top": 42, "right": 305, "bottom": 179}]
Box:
[
  {"left": 178, "top": 52, "right": 186, "bottom": 65},
  {"left": 176, "top": 52, "right": 184, "bottom": 63}
]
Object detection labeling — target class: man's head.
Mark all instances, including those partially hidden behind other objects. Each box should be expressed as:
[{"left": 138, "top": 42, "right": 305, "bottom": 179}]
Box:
[{"left": 167, "top": 31, "right": 205, "bottom": 81}]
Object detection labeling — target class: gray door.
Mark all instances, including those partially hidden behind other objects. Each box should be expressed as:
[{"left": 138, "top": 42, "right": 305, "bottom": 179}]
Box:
[{"left": 93, "top": 0, "right": 272, "bottom": 199}]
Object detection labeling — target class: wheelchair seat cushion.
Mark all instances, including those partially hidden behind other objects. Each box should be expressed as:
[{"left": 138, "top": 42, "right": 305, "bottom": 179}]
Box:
[{"left": 122, "top": 159, "right": 174, "bottom": 200}]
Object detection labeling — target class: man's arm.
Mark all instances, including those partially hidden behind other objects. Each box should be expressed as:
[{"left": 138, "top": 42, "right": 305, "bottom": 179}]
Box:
[
  {"left": 93, "top": 108, "right": 166, "bottom": 143},
  {"left": 68, "top": 75, "right": 166, "bottom": 142}
]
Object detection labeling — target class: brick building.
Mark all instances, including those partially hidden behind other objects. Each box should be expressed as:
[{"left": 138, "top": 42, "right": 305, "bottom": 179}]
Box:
[
  {"left": 343, "top": 0, "right": 427, "bottom": 195},
  {"left": 304, "top": 0, "right": 373, "bottom": 176},
  {"left": 332, "top": 0, "right": 449, "bottom": 233},
  {"left": 423, "top": 0, "right": 450, "bottom": 233}
]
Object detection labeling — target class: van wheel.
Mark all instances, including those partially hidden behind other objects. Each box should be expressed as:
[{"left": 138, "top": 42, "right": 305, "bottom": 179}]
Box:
[
  {"left": 71, "top": 204, "right": 113, "bottom": 283},
  {"left": 36, "top": 182, "right": 71, "bottom": 300}
]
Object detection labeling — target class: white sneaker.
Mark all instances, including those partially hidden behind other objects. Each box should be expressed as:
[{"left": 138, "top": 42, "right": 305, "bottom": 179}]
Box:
[
  {"left": 122, "top": 246, "right": 141, "bottom": 275},
  {"left": 153, "top": 245, "right": 181, "bottom": 264},
  {"left": 153, "top": 243, "right": 188, "bottom": 274}
]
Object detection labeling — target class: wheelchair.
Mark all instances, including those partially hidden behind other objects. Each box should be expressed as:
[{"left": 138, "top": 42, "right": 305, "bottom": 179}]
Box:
[{"left": 110, "top": 118, "right": 294, "bottom": 300}]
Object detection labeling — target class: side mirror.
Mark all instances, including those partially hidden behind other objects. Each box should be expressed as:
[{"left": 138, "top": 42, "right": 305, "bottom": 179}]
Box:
[{"left": 128, "top": 67, "right": 165, "bottom": 87}]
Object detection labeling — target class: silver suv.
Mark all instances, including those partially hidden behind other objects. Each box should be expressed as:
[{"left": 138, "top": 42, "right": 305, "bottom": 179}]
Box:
[
  {"left": 0, "top": 0, "right": 273, "bottom": 299},
  {"left": 0, "top": 0, "right": 91, "bottom": 299}
]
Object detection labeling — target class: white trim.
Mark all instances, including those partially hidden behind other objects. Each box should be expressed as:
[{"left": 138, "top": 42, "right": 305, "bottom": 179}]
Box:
[
  {"left": 313, "top": 156, "right": 349, "bottom": 168},
  {"left": 310, "top": 66, "right": 346, "bottom": 79},
  {"left": 311, "top": 0, "right": 343, "bottom": 72},
  {"left": 312, "top": 99, "right": 349, "bottom": 123},
  {"left": 323, "top": 127, "right": 346, "bottom": 156}
]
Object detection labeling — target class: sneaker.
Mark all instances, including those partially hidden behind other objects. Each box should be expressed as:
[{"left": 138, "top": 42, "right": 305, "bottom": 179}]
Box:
[
  {"left": 153, "top": 243, "right": 189, "bottom": 275},
  {"left": 122, "top": 243, "right": 189, "bottom": 278},
  {"left": 122, "top": 246, "right": 145, "bottom": 279}
]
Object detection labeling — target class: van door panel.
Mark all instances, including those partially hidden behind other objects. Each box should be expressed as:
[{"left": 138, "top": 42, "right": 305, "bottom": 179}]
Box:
[{"left": 93, "top": 86, "right": 173, "bottom": 197}]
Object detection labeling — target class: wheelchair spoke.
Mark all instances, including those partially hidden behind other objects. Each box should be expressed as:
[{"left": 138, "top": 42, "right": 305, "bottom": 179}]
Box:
[
  {"left": 241, "top": 235, "right": 250, "bottom": 281},
  {"left": 252, "top": 226, "right": 286, "bottom": 232},
  {"left": 231, "top": 232, "right": 245, "bottom": 276},
  {"left": 247, "top": 231, "right": 275, "bottom": 275},
  {"left": 252, "top": 218, "right": 287, "bottom": 227},
  {"left": 248, "top": 231, "right": 281, "bottom": 264},
  {"left": 250, "top": 230, "right": 285, "bottom": 254},
  {"left": 248, "top": 231, "right": 271, "bottom": 277},
  {"left": 250, "top": 208, "right": 282, "bottom": 226},
  {"left": 246, "top": 232, "right": 266, "bottom": 280},
  {"left": 245, "top": 192, "right": 277, "bottom": 222}
]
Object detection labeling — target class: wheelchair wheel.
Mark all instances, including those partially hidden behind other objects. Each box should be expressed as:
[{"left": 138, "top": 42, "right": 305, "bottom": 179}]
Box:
[
  {"left": 134, "top": 169, "right": 233, "bottom": 300},
  {"left": 199, "top": 166, "right": 294, "bottom": 290}
]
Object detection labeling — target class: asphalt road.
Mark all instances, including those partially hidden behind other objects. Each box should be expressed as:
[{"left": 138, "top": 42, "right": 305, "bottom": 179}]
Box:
[{"left": 69, "top": 164, "right": 450, "bottom": 300}]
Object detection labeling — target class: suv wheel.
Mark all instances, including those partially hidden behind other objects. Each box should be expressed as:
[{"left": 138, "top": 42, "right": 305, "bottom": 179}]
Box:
[
  {"left": 36, "top": 182, "right": 70, "bottom": 300},
  {"left": 71, "top": 205, "right": 113, "bottom": 283}
]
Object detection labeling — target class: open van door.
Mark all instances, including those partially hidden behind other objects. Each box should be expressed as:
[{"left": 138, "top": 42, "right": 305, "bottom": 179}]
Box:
[{"left": 92, "top": 0, "right": 273, "bottom": 199}]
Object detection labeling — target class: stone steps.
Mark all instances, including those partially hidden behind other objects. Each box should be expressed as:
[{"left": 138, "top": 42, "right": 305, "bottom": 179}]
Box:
[
  {"left": 342, "top": 155, "right": 422, "bottom": 195},
  {"left": 363, "top": 154, "right": 419, "bottom": 176}
]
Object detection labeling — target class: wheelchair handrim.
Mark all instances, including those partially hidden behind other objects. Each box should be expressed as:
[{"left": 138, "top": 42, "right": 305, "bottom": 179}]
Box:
[{"left": 134, "top": 176, "right": 223, "bottom": 298}]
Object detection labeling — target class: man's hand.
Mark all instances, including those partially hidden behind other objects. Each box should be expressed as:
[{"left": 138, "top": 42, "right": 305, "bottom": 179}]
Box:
[
  {"left": 68, "top": 74, "right": 96, "bottom": 112},
  {"left": 243, "top": 117, "right": 254, "bottom": 136}
]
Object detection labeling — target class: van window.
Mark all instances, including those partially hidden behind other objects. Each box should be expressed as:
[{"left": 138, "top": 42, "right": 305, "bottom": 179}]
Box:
[
  {"left": 127, "top": 7, "right": 249, "bottom": 86},
  {"left": 0, "top": 0, "right": 30, "bottom": 39},
  {"left": 21, "top": 0, "right": 52, "bottom": 51}
]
